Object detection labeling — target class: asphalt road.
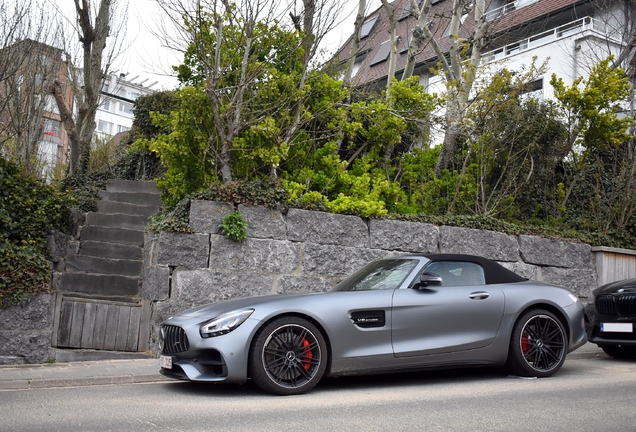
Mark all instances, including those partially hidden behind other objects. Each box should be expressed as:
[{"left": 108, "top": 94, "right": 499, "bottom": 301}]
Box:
[{"left": 1, "top": 355, "right": 634, "bottom": 432}]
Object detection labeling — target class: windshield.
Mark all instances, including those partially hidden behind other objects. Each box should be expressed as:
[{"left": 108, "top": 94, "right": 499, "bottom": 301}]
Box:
[{"left": 330, "top": 259, "right": 419, "bottom": 292}]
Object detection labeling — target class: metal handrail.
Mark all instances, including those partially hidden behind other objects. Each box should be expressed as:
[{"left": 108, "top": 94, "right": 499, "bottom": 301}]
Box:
[
  {"left": 481, "top": 17, "right": 622, "bottom": 63},
  {"left": 485, "top": 0, "right": 538, "bottom": 22}
]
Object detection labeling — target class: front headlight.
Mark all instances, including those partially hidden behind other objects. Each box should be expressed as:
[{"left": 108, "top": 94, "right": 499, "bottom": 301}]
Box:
[{"left": 199, "top": 309, "right": 254, "bottom": 338}]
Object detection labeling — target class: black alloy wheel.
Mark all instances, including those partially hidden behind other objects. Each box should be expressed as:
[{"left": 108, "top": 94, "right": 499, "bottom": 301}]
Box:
[
  {"left": 250, "top": 316, "right": 327, "bottom": 395},
  {"left": 507, "top": 309, "right": 567, "bottom": 377}
]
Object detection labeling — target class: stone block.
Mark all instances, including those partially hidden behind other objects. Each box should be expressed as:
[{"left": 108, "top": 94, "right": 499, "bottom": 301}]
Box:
[
  {"left": 0, "top": 330, "right": 52, "bottom": 364},
  {"left": 143, "top": 266, "right": 171, "bottom": 301},
  {"left": 370, "top": 219, "right": 439, "bottom": 252},
  {"left": 209, "top": 236, "right": 300, "bottom": 274},
  {"left": 0, "top": 294, "right": 51, "bottom": 331},
  {"left": 156, "top": 232, "right": 210, "bottom": 268},
  {"left": 302, "top": 243, "right": 392, "bottom": 276},
  {"left": 47, "top": 232, "right": 68, "bottom": 262},
  {"left": 189, "top": 200, "right": 234, "bottom": 234},
  {"left": 238, "top": 204, "right": 287, "bottom": 240},
  {"left": 286, "top": 209, "right": 368, "bottom": 247},
  {"left": 440, "top": 226, "right": 518, "bottom": 262},
  {"left": 538, "top": 267, "right": 597, "bottom": 298},
  {"left": 499, "top": 262, "right": 539, "bottom": 280},
  {"left": 167, "top": 269, "right": 276, "bottom": 312},
  {"left": 276, "top": 276, "right": 331, "bottom": 294},
  {"left": 519, "top": 235, "right": 593, "bottom": 269},
  {"left": 144, "top": 232, "right": 159, "bottom": 269}
]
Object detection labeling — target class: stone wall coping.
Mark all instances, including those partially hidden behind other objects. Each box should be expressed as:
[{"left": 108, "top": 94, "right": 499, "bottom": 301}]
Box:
[{"left": 591, "top": 246, "right": 636, "bottom": 256}]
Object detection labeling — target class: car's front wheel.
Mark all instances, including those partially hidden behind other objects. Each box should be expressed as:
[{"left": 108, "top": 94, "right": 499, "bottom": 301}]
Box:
[
  {"left": 249, "top": 316, "right": 327, "bottom": 395},
  {"left": 507, "top": 309, "right": 567, "bottom": 377},
  {"left": 600, "top": 344, "right": 636, "bottom": 359}
]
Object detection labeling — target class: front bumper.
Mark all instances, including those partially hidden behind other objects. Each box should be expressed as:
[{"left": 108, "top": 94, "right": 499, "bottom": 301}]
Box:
[{"left": 158, "top": 317, "right": 261, "bottom": 384}]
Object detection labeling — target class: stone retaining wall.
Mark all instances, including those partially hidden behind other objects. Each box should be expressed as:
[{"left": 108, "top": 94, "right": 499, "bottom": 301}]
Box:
[
  {"left": 0, "top": 295, "right": 53, "bottom": 364},
  {"left": 143, "top": 201, "right": 598, "bottom": 348}
]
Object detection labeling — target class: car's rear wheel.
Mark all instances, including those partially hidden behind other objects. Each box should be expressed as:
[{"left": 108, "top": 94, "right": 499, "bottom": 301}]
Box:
[
  {"left": 507, "top": 309, "right": 567, "bottom": 377},
  {"left": 600, "top": 345, "right": 636, "bottom": 359},
  {"left": 249, "top": 316, "right": 327, "bottom": 395}
]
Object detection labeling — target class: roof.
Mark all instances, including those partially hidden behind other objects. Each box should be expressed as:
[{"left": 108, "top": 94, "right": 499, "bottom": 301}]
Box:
[
  {"left": 336, "top": 0, "right": 591, "bottom": 86},
  {"left": 423, "top": 253, "right": 528, "bottom": 284}
]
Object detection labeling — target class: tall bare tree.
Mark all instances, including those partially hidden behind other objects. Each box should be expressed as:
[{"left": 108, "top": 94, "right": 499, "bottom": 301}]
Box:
[
  {"left": 399, "top": 0, "right": 490, "bottom": 176},
  {"left": 50, "top": 0, "right": 124, "bottom": 174}
]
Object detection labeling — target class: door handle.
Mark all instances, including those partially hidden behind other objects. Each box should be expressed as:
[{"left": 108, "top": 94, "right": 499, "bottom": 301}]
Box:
[{"left": 469, "top": 291, "right": 490, "bottom": 300}]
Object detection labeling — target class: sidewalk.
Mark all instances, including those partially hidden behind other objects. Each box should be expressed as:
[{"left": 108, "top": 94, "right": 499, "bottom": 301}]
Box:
[
  {"left": 0, "top": 343, "right": 606, "bottom": 391},
  {"left": 0, "top": 358, "right": 168, "bottom": 390}
]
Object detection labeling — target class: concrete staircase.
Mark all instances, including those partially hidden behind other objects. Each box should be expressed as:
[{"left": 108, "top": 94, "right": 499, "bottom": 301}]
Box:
[{"left": 61, "top": 180, "right": 162, "bottom": 300}]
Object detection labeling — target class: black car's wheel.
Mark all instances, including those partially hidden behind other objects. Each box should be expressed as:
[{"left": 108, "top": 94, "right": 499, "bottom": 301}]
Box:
[
  {"left": 600, "top": 345, "right": 636, "bottom": 359},
  {"left": 249, "top": 316, "right": 327, "bottom": 395},
  {"left": 507, "top": 309, "right": 567, "bottom": 377}
]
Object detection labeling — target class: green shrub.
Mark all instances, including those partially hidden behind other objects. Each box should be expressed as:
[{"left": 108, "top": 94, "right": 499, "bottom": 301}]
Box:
[
  {"left": 0, "top": 157, "right": 72, "bottom": 308},
  {"left": 221, "top": 211, "right": 248, "bottom": 242}
]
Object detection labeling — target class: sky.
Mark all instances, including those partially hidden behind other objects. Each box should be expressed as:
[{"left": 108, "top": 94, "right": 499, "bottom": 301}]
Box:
[
  {"left": 104, "top": 0, "right": 382, "bottom": 91},
  {"left": 41, "top": 0, "right": 383, "bottom": 91}
]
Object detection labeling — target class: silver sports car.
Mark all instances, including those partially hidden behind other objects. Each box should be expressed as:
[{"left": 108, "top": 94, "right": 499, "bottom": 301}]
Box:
[{"left": 159, "top": 254, "right": 587, "bottom": 395}]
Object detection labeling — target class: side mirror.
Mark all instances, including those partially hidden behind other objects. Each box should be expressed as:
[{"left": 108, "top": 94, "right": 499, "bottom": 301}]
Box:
[{"left": 418, "top": 272, "right": 442, "bottom": 288}]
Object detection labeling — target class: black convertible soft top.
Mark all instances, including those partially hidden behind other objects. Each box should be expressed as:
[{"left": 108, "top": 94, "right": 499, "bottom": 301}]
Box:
[{"left": 423, "top": 254, "right": 528, "bottom": 285}]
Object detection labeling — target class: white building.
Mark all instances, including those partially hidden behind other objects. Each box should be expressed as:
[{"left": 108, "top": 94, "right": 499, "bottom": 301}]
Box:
[
  {"left": 95, "top": 73, "right": 158, "bottom": 138},
  {"left": 337, "top": 0, "right": 634, "bottom": 103}
]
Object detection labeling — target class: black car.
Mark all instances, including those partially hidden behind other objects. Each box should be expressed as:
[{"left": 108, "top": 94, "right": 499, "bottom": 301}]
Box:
[{"left": 586, "top": 278, "right": 636, "bottom": 358}]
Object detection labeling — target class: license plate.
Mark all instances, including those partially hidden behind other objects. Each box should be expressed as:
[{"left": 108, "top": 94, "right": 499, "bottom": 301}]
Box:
[
  {"left": 159, "top": 355, "right": 173, "bottom": 369},
  {"left": 601, "top": 323, "right": 633, "bottom": 333}
]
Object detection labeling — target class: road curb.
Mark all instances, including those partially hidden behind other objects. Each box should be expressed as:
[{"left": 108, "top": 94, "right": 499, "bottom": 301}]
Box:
[{"left": 0, "top": 373, "right": 172, "bottom": 391}]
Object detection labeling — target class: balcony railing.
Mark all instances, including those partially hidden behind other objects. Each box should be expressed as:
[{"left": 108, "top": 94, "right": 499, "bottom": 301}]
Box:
[
  {"left": 481, "top": 17, "right": 622, "bottom": 63},
  {"left": 485, "top": 0, "right": 538, "bottom": 22}
]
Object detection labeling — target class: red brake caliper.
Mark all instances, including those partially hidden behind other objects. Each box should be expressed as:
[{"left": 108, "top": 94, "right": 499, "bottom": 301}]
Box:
[
  {"left": 302, "top": 339, "right": 313, "bottom": 371},
  {"left": 521, "top": 334, "right": 530, "bottom": 353}
]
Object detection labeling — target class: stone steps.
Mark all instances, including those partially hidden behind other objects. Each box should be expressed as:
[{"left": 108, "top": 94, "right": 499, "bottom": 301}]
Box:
[
  {"left": 60, "top": 273, "right": 141, "bottom": 297},
  {"left": 85, "top": 212, "right": 151, "bottom": 231},
  {"left": 77, "top": 241, "right": 143, "bottom": 261},
  {"left": 61, "top": 179, "right": 162, "bottom": 301},
  {"left": 98, "top": 190, "right": 162, "bottom": 207},
  {"left": 66, "top": 254, "right": 143, "bottom": 277},
  {"left": 79, "top": 226, "right": 145, "bottom": 246}
]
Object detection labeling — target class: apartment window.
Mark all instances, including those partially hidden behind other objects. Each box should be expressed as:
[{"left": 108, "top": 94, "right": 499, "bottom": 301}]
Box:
[
  {"left": 360, "top": 16, "right": 379, "bottom": 39},
  {"left": 351, "top": 53, "right": 368, "bottom": 77},
  {"left": 43, "top": 119, "right": 61, "bottom": 138},
  {"left": 102, "top": 99, "right": 111, "bottom": 111},
  {"left": 129, "top": 92, "right": 140, "bottom": 100},
  {"left": 117, "top": 125, "right": 130, "bottom": 133},
  {"left": 98, "top": 120, "right": 113, "bottom": 134},
  {"left": 119, "top": 102, "right": 133, "bottom": 115},
  {"left": 520, "top": 79, "right": 544, "bottom": 101},
  {"left": 44, "top": 94, "right": 59, "bottom": 115},
  {"left": 370, "top": 40, "right": 392, "bottom": 66}
]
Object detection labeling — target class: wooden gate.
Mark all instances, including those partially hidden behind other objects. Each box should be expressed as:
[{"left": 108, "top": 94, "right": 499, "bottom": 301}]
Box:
[{"left": 52, "top": 295, "right": 151, "bottom": 352}]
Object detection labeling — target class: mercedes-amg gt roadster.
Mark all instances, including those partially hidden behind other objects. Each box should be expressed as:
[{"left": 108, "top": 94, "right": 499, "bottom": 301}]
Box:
[{"left": 159, "top": 254, "right": 587, "bottom": 395}]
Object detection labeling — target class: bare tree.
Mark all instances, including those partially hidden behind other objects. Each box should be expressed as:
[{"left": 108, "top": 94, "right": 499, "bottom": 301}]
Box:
[
  {"left": 342, "top": 0, "right": 367, "bottom": 86},
  {"left": 50, "top": 0, "right": 126, "bottom": 174},
  {"left": 0, "top": 1, "right": 64, "bottom": 177},
  {"left": 398, "top": 0, "right": 490, "bottom": 176},
  {"left": 380, "top": 0, "right": 398, "bottom": 101}
]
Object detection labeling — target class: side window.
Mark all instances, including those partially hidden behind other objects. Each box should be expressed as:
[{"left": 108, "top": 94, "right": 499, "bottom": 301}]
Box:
[{"left": 423, "top": 261, "right": 486, "bottom": 287}]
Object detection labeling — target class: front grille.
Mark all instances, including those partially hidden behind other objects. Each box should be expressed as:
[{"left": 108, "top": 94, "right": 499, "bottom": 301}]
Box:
[
  {"left": 596, "top": 294, "right": 636, "bottom": 317},
  {"left": 596, "top": 295, "right": 616, "bottom": 316},
  {"left": 617, "top": 295, "right": 636, "bottom": 316},
  {"left": 161, "top": 325, "right": 190, "bottom": 354}
]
